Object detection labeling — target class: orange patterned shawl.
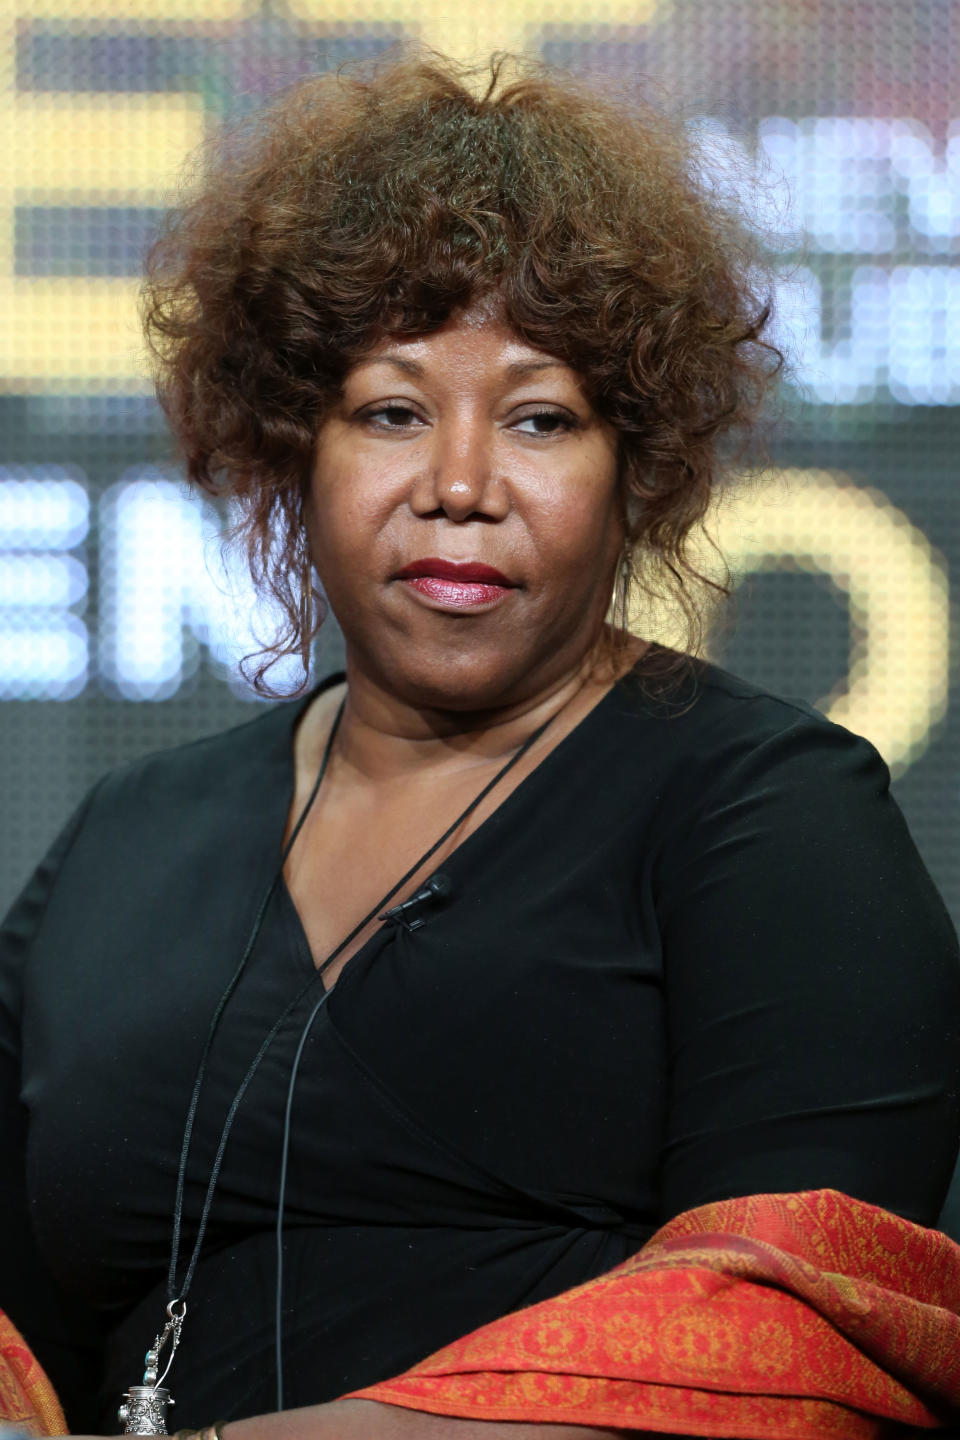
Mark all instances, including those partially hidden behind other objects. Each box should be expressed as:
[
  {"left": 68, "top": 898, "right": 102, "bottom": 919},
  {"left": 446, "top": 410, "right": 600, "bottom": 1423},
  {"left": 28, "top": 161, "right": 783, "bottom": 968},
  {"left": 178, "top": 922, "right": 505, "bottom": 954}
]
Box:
[
  {"left": 350, "top": 1189, "right": 960, "bottom": 1437},
  {"left": 0, "top": 1310, "right": 66, "bottom": 1437},
  {"left": 4, "top": 1189, "right": 960, "bottom": 1437}
]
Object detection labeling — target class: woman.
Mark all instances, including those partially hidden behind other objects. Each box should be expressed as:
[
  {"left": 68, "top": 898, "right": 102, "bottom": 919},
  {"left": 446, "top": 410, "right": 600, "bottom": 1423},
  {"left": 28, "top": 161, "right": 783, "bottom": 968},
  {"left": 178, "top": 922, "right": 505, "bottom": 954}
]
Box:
[{"left": 2, "top": 52, "right": 960, "bottom": 1440}]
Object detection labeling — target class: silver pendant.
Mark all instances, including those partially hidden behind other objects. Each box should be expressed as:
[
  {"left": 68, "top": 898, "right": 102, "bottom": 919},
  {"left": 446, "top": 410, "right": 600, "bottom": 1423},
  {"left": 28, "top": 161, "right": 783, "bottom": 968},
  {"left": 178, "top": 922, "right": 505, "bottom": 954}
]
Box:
[
  {"left": 119, "top": 1300, "right": 186, "bottom": 1435},
  {"left": 118, "top": 1384, "right": 173, "bottom": 1436}
]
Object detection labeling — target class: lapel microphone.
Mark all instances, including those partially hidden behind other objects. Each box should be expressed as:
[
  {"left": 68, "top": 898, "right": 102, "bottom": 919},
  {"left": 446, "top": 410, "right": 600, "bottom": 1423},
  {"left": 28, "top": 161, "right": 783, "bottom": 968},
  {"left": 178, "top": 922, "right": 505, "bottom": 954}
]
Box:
[{"left": 379, "top": 872, "right": 453, "bottom": 931}]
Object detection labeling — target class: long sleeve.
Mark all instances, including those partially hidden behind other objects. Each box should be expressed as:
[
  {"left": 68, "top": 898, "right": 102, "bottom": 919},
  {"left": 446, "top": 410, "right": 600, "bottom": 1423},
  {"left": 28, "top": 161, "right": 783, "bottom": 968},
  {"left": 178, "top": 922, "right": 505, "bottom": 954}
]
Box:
[
  {"left": 2, "top": 670, "right": 958, "bottom": 1433},
  {"left": 344, "top": 704, "right": 960, "bottom": 1439},
  {"left": 0, "top": 787, "right": 107, "bottom": 1432},
  {"left": 654, "top": 707, "right": 960, "bottom": 1224}
]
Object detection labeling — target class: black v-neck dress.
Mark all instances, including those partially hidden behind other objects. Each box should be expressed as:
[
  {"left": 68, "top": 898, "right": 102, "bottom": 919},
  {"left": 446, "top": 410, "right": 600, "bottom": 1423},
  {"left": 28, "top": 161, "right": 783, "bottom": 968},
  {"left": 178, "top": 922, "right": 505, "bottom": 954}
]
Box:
[{"left": 2, "top": 659, "right": 959, "bottom": 1433}]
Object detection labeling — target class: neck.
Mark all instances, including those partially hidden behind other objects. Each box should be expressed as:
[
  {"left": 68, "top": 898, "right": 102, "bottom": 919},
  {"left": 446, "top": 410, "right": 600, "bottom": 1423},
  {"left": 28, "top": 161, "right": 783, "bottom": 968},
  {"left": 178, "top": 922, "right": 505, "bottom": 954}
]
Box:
[
  {"left": 297, "top": 627, "right": 647, "bottom": 788},
  {"left": 333, "top": 654, "right": 600, "bottom": 785}
]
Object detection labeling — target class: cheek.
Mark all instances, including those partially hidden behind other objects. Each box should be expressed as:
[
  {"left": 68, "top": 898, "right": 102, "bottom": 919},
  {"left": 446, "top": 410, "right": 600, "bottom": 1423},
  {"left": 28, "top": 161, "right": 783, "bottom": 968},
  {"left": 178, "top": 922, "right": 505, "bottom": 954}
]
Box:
[
  {"left": 535, "top": 432, "right": 623, "bottom": 565},
  {"left": 535, "top": 482, "right": 623, "bottom": 583},
  {"left": 307, "top": 468, "right": 387, "bottom": 585}
]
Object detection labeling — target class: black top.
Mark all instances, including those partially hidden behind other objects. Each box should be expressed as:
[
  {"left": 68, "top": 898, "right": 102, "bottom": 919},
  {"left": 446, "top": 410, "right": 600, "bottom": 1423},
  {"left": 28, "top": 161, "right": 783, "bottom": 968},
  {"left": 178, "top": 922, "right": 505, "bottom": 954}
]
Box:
[{"left": 2, "top": 660, "right": 959, "bottom": 1433}]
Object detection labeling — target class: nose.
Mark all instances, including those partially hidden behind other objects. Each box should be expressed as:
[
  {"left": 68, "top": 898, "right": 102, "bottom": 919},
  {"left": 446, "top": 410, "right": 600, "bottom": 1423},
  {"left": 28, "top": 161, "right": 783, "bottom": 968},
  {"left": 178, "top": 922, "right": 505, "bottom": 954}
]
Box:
[{"left": 409, "top": 417, "right": 508, "bottom": 523}]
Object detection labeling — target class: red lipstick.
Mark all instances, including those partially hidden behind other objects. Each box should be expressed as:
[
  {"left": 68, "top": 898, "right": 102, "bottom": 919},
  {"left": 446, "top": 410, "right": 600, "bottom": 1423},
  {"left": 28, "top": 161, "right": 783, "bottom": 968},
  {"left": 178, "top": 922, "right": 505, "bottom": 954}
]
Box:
[{"left": 394, "top": 558, "right": 515, "bottom": 611}]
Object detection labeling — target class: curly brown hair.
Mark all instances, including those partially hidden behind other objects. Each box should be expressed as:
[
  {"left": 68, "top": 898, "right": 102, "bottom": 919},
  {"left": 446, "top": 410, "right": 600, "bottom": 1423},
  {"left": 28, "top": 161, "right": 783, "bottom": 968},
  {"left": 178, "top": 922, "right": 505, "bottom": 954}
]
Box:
[{"left": 142, "top": 51, "right": 781, "bottom": 693}]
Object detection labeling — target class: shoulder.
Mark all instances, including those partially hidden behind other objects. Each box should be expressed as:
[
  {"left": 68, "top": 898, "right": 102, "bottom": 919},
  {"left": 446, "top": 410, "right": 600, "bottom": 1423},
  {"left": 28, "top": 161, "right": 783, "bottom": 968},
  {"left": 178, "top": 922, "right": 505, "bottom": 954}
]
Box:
[
  {"left": 33, "top": 690, "right": 317, "bottom": 921},
  {"left": 579, "top": 652, "right": 908, "bottom": 885},
  {"left": 89, "top": 692, "right": 310, "bottom": 827},
  {"left": 1, "top": 691, "right": 322, "bottom": 985},
  {"left": 604, "top": 652, "right": 887, "bottom": 800}
]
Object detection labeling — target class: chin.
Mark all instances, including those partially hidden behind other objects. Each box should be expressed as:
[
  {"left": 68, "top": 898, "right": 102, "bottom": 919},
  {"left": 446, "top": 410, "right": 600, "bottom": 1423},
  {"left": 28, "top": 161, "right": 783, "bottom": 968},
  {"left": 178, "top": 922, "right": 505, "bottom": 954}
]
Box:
[{"left": 376, "top": 646, "right": 548, "bottom": 715}]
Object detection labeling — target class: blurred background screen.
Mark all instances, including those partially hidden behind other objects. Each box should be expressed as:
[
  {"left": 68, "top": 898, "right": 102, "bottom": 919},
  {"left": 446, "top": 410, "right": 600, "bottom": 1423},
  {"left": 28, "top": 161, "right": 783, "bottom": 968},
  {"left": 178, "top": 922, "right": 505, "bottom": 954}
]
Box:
[{"left": 1, "top": 0, "right": 957, "bottom": 948}]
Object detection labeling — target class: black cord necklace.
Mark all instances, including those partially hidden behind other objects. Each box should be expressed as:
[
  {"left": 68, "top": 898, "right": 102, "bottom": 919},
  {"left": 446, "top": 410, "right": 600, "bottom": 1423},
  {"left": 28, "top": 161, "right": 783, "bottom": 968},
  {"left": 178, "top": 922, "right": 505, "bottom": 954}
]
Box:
[{"left": 119, "top": 693, "right": 556, "bottom": 1435}]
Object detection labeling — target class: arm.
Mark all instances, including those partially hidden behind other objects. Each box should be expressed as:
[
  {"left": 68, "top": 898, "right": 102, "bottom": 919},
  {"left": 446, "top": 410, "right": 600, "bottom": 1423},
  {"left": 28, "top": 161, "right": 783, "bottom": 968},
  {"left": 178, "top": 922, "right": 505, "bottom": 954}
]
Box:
[
  {"left": 0, "top": 791, "right": 107, "bottom": 1433},
  {"left": 655, "top": 711, "right": 960, "bottom": 1220},
  {"left": 76, "top": 717, "right": 956, "bottom": 1440},
  {"left": 53, "top": 1410, "right": 633, "bottom": 1440},
  {"left": 53, "top": 1404, "right": 631, "bottom": 1439},
  {"left": 226, "top": 1400, "right": 630, "bottom": 1440},
  {"left": 297, "top": 712, "right": 960, "bottom": 1440}
]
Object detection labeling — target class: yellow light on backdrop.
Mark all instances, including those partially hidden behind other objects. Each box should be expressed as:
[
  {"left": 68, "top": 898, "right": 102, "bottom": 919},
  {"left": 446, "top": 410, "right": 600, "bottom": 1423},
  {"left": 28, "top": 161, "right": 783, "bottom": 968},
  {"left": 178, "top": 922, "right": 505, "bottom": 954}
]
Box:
[
  {"left": 0, "top": 0, "right": 666, "bottom": 390},
  {"left": 0, "top": 92, "right": 206, "bottom": 389},
  {"left": 2, "top": 0, "right": 251, "bottom": 15},
  {"left": 689, "top": 470, "right": 950, "bottom": 776},
  {"left": 289, "top": 0, "right": 661, "bottom": 73},
  {"left": 0, "top": 0, "right": 219, "bottom": 389},
  {"left": 0, "top": 0, "right": 953, "bottom": 776}
]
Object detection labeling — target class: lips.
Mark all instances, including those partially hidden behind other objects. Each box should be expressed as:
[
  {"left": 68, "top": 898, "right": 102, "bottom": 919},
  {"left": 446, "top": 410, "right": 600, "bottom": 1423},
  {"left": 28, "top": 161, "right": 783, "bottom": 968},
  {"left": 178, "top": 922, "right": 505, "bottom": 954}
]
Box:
[{"left": 394, "top": 557, "right": 516, "bottom": 610}]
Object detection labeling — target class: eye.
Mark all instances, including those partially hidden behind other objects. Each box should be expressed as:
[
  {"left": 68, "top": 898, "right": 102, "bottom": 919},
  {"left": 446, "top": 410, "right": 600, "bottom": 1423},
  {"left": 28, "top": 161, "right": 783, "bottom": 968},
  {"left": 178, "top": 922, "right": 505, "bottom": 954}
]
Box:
[
  {"left": 512, "top": 410, "right": 577, "bottom": 437},
  {"left": 363, "top": 404, "right": 424, "bottom": 431}
]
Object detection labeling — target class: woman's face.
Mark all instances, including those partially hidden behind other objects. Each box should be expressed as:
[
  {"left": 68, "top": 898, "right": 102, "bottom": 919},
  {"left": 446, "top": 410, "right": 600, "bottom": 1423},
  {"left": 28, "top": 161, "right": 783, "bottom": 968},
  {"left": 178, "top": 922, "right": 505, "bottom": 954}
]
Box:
[{"left": 307, "top": 306, "right": 624, "bottom": 713}]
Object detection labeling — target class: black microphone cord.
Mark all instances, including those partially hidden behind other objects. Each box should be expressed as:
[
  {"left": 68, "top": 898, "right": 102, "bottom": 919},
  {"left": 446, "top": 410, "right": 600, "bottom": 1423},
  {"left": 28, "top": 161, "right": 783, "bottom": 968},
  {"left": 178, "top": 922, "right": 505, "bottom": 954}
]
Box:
[
  {"left": 147, "top": 691, "right": 560, "bottom": 1429},
  {"left": 272, "top": 710, "right": 554, "bottom": 1410}
]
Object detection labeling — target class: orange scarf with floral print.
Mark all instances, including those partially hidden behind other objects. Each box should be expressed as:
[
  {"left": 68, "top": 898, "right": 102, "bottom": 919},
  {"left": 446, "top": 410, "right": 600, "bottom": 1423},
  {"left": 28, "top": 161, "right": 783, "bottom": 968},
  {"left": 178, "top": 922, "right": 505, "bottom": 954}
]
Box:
[
  {"left": 350, "top": 1189, "right": 960, "bottom": 1438},
  {"left": 0, "top": 1310, "right": 66, "bottom": 1437},
  {"left": 5, "top": 1188, "right": 960, "bottom": 1437}
]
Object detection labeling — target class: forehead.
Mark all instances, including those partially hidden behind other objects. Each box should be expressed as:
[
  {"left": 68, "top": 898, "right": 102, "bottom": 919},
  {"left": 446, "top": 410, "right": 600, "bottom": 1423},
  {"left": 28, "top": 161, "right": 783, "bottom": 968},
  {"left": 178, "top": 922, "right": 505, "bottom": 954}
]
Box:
[{"left": 349, "top": 309, "right": 576, "bottom": 384}]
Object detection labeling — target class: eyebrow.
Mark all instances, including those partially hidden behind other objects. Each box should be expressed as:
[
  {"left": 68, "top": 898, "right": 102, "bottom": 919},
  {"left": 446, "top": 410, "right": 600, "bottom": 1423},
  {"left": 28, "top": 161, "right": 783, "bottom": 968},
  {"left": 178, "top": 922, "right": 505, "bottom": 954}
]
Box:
[{"left": 353, "top": 353, "right": 567, "bottom": 379}]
